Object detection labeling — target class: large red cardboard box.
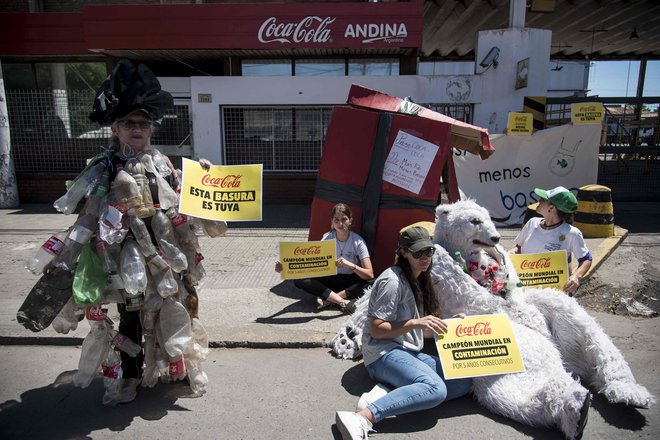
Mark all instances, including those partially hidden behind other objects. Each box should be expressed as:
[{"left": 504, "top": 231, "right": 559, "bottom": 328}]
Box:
[{"left": 309, "top": 85, "right": 492, "bottom": 275}]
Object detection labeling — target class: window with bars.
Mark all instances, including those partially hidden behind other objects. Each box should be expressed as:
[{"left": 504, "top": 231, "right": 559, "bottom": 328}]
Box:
[
  {"left": 222, "top": 106, "right": 333, "bottom": 172},
  {"left": 6, "top": 89, "right": 192, "bottom": 173},
  {"left": 424, "top": 103, "right": 474, "bottom": 124}
]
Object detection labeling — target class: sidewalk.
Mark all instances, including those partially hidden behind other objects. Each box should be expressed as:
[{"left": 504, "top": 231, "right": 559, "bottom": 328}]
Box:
[{"left": 0, "top": 204, "right": 625, "bottom": 347}]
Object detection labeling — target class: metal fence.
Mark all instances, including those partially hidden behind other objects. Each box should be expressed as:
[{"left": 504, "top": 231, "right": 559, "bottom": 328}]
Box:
[
  {"left": 222, "top": 106, "right": 333, "bottom": 172},
  {"left": 545, "top": 97, "right": 659, "bottom": 201},
  {"left": 6, "top": 89, "right": 192, "bottom": 173}
]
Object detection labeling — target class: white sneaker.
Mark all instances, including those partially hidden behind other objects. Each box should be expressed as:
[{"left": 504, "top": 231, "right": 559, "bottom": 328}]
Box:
[
  {"left": 117, "top": 378, "right": 140, "bottom": 404},
  {"left": 356, "top": 383, "right": 390, "bottom": 411},
  {"left": 336, "top": 411, "right": 373, "bottom": 440}
]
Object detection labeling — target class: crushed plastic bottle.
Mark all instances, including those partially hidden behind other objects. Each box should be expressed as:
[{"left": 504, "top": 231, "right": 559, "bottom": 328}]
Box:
[
  {"left": 101, "top": 349, "right": 123, "bottom": 406},
  {"left": 200, "top": 218, "right": 227, "bottom": 238},
  {"left": 98, "top": 193, "right": 129, "bottom": 245},
  {"left": 158, "top": 297, "right": 193, "bottom": 381},
  {"left": 96, "top": 237, "right": 119, "bottom": 274},
  {"left": 110, "top": 329, "right": 142, "bottom": 357},
  {"left": 25, "top": 230, "right": 67, "bottom": 275},
  {"left": 51, "top": 296, "right": 84, "bottom": 334}
]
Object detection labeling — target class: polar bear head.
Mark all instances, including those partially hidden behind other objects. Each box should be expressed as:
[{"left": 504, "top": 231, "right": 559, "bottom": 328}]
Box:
[{"left": 433, "top": 199, "right": 501, "bottom": 257}]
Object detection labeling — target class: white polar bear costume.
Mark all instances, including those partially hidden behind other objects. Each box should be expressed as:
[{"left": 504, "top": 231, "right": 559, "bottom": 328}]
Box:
[{"left": 332, "top": 200, "right": 654, "bottom": 439}]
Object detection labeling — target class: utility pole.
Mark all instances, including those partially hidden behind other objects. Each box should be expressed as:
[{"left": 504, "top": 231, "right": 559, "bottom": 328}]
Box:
[{"left": 0, "top": 60, "right": 20, "bottom": 208}]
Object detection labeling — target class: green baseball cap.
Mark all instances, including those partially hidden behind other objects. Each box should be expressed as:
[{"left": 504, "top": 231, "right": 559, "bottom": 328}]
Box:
[
  {"left": 534, "top": 186, "right": 578, "bottom": 213},
  {"left": 399, "top": 226, "right": 434, "bottom": 252}
]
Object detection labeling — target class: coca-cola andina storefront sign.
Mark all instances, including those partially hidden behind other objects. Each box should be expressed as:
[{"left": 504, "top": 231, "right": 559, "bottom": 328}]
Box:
[{"left": 257, "top": 16, "right": 418, "bottom": 46}]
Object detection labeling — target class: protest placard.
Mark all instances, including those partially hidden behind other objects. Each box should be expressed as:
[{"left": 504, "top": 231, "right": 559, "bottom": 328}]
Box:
[
  {"left": 436, "top": 314, "right": 525, "bottom": 379},
  {"left": 179, "top": 158, "right": 262, "bottom": 221},
  {"left": 509, "top": 250, "right": 569, "bottom": 290},
  {"left": 279, "top": 240, "right": 337, "bottom": 280}
]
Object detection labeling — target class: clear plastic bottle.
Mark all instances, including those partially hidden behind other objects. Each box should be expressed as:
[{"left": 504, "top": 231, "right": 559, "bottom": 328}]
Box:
[
  {"left": 25, "top": 230, "right": 68, "bottom": 275},
  {"left": 53, "top": 213, "right": 98, "bottom": 271},
  {"left": 110, "top": 329, "right": 142, "bottom": 357},
  {"left": 149, "top": 265, "right": 179, "bottom": 298},
  {"left": 128, "top": 213, "right": 157, "bottom": 258},
  {"left": 151, "top": 210, "right": 188, "bottom": 273},
  {"left": 151, "top": 148, "right": 173, "bottom": 176},
  {"left": 201, "top": 218, "right": 227, "bottom": 238},
  {"left": 453, "top": 251, "right": 468, "bottom": 273},
  {"left": 168, "top": 208, "right": 205, "bottom": 284},
  {"left": 101, "top": 349, "right": 123, "bottom": 406},
  {"left": 141, "top": 153, "right": 178, "bottom": 210},
  {"left": 95, "top": 237, "right": 119, "bottom": 274},
  {"left": 185, "top": 357, "right": 208, "bottom": 395},
  {"left": 98, "top": 192, "right": 129, "bottom": 245},
  {"left": 72, "top": 306, "right": 111, "bottom": 388},
  {"left": 119, "top": 238, "right": 147, "bottom": 311},
  {"left": 53, "top": 161, "right": 107, "bottom": 215},
  {"left": 158, "top": 297, "right": 193, "bottom": 381}
]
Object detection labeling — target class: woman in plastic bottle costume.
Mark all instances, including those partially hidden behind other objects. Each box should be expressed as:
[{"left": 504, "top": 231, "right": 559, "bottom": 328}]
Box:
[{"left": 43, "top": 59, "right": 225, "bottom": 404}]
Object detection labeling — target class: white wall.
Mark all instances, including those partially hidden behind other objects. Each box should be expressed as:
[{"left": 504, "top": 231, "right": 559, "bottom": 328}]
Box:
[
  {"left": 473, "top": 28, "right": 552, "bottom": 134},
  {"left": 189, "top": 75, "right": 484, "bottom": 164}
]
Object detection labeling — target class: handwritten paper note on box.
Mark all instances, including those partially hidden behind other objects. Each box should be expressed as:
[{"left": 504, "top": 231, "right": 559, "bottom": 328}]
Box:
[{"left": 382, "top": 131, "right": 439, "bottom": 194}]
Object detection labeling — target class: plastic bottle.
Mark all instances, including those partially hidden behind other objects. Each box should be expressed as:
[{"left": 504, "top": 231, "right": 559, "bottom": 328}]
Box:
[
  {"left": 101, "top": 349, "right": 123, "bottom": 406},
  {"left": 129, "top": 213, "right": 157, "bottom": 258},
  {"left": 98, "top": 193, "right": 129, "bottom": 245},
  {"left": 109, "top": 329, "right": 142, "bottom": 357},
  {"left": 141, "top": 153, "right": 179, "bottom": 210},
  {"left": 201, "top": 218, "right": 227, "bottom": 238},
  {"left": 53, "top": 161, "right": 107, "bottom": 215},
  {"left": 151, "top": 148, "right": 173, "bottom": 176},
  {"left": 125, "top": 159, "right": 155, "bottom": 218},
  {"left": 53, "top": 213, "right": 98, "bottom": 271},
  {"left": 96, "top": 237, "right": 119, "bottom": 274},
  {"left": 185, "top": 357, "right": 208, "bottom": 395},
  {"left": 168, "top": 208, "right": 206, "bottom": 283},
  {"left": 151, "top": 210, "right": 188, "bottom": 273},
  {"left": 158, "top": 297, "right": 193, "bottom": 381},
  {"left": 149, "top": 265, "right": 179, "bottom": 298},
  {"left": 25, "top": 230, "right": 68, "bottom": 275},
  {"left": 119, "top": 238, "right": 147, "bottom": 311},
  {"left": 51, "top": 296, "right": 84, "bottom": 334},
  {"left": 111, "top": 169, "right": 143, "bottom": 212},
  {"left": 188, "top": 216, "right": 207, "bottom": 237},
  {"left": 453, "top": 251, "right": 468, "bottom": 273},
  {"left": 83, "top": 170, "right": 110, "bottom": 218},
  {"left": 73, "top": 306, "right": 111, "bottom": 388}
]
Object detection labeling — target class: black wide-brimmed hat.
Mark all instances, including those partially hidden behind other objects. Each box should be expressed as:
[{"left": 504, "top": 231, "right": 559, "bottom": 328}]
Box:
[{"left": 88, "top": 59, "right": 173, "bottom": 126}]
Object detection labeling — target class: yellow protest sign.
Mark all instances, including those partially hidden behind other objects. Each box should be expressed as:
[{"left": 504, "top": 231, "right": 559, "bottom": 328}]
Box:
[
  {"left": 279, "top": 240, "right": 337, "bottom": 280},
  {"left": 435, "top": 314, "right": 525, "bottom": 379},
  {"left": 507, "top": 112, "right": 533, "bottom": 135},
  {"left": 509, "top": 250, "right": 569, "bottom": 290},
  {"left": 571, "top": 102, "right": 603, "bottom": 124},
  {"left": 179, "top": 158, "right": 262, "bottom": 221}
]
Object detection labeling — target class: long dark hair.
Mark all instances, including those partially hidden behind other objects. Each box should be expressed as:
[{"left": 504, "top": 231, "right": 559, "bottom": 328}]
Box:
[{"left": 395, "top": 249, "right": 439, "bottom": 317}]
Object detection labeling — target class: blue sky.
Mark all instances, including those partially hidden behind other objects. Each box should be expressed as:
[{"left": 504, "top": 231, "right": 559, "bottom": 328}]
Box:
[{"left": 588, "top": 60, "right": 660, "bottom": 98}]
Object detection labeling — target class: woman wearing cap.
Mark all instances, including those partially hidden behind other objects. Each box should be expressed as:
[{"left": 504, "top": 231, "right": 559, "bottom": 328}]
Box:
[
  {"left": 510, "top": 186, "right": 592, "bottom": 294},
  {"left": 335, "top": 226, "right": 472, "bottom": 440}
]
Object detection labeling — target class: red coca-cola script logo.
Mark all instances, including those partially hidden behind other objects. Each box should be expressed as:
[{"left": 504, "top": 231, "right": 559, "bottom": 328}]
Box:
[
  {"left": 169, "top": 357, "right": 186, "bottom": 376},
  {"left": 201, "top": 174, "right": 242, "bottom": 188},
  {"left": 258, "top": 16, "right": 334, "bottom": 44},
  {"left": 294, "top": 246, "right": 321, "bottom": 255},
  {"left": 520, "top": 258, "right": 551, "bottom": 270},
  {"left": 456, "top": 322, "right": 492, "bottom": 337},
  {"left": 86, "top": 305, "right": 106, "bottom": 321}
]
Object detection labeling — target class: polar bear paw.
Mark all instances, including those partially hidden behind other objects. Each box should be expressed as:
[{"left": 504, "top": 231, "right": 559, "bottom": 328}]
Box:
[{"left": 602, "top": 380, "right": 656, "bottom": 408}]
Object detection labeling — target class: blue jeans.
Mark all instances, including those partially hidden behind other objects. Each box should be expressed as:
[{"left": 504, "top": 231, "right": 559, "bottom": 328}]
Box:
[{"left": 364, "top": 347, "right": 472, "bottom": 422}]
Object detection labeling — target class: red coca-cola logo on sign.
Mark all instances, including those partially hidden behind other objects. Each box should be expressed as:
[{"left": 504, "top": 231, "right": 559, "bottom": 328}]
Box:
[
  {"left": 258, "top": 16, "right": 334, "bottom": 44},
  {"left": 201, "top": 174, "right": 242, "bottom": 188},
  {"left": 456, "top": 322, "right": 492, "bottom": 337},
  {"left": 520, "top": 258, "right": 551, "bottom": 270},
  {"left": 294, "top": 246, "right": 321, "bottom": 255}
]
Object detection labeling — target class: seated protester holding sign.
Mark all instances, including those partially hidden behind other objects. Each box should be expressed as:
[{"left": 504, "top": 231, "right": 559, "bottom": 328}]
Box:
[
  {"left": 276, "top": 203, "right": 373, "bottom": 313},
  {"left": 509, "top": 186, "right": 592, "bottom": 295},
  {"left": 335, "top": 226, "right": 471, "bottom": 440}
]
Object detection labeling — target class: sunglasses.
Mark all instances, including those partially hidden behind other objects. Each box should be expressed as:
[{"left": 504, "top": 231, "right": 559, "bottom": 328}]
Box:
[
  {"left": 118, "top": 120, "right": 152, "bottom": 130},
  {"left": 408, "top": 247, "right": 435, "bottom": 259}
]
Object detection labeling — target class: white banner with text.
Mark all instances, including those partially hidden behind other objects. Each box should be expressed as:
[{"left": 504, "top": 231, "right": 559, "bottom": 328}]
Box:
[{"left": 454, "top": 124, "right": 601, "bottom": 226}]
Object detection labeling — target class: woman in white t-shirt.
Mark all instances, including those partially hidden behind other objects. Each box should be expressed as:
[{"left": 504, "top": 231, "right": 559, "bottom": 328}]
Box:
[
  {"left": 276, "top": 203, "right": 374, "bottom": 313},
  {"left": 510, "top": 186, "right": 592, "bottom": 295}
]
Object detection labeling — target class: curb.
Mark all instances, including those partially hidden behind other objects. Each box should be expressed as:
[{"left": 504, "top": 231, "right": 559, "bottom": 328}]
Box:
[{"left": 582, "top": 225, "right": 628, "bottom": 281}]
